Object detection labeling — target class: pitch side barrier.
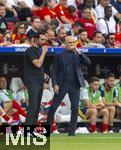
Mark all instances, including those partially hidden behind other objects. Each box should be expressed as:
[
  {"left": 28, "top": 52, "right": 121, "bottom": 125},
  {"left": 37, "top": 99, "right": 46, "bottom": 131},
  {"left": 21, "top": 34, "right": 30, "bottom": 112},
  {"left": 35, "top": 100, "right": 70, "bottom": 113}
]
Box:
[{"left": 0, "top": 47, "right": 121, "bottom": 54}]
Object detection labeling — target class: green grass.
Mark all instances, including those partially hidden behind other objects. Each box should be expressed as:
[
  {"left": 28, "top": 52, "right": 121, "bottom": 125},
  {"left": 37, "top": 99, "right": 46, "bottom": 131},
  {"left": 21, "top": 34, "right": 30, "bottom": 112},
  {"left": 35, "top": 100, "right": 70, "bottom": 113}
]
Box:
[
  {"left": 50, "top": 133, "right": 121, "bottom": 150},
  {"left": 0, "top": 133, "right": 121, "bottom": 150}
]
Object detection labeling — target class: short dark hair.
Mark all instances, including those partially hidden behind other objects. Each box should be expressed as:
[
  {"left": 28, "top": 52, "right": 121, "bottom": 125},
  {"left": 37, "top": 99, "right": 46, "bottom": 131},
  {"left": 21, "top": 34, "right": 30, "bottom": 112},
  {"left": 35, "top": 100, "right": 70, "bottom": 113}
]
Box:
[
  {"left": 82, "top": 6, "right": 91, "bottom": 13},
  {"left": 31, "top": 16, "right": 40, "bottom": 23},
  {"left": 33, "top": 31, "right": 46, "bottom": 39},
  {"left": 67, "top": 5, "right": 76, "bottom": 13},
  {"left": 78, "top": 28, "right": 87, "bottom": 34},
  {"left": 33, "top": 0, "right": 43, "bottom": 7},
  {"left": 93, "top": 31, "right": 102, "bottom": 37},
  {"left": 50, "top": 19, "right": 59, "bottom": 28},
  {"left": 105, "top": 73, "right": 115, "bottom": 79},
  {"left": 107, "top": 33, "right": 115, "bottom": 39},
  {"left": 0, "top": 3, "right": 5, "bottom": 7},
  {"left": 89, "top": 77, "right": 100, "bottom": 84}
]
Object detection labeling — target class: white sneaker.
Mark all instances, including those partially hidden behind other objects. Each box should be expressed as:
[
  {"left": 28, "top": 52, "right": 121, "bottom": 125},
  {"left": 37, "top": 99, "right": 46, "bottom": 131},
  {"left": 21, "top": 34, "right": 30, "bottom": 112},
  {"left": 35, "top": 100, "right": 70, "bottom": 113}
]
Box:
[
  {"left": 52, "top": 130, "right": 60, "bottom": 134},
  {"left": 108, "top": 130, "right": 113, "bottom": 133}
]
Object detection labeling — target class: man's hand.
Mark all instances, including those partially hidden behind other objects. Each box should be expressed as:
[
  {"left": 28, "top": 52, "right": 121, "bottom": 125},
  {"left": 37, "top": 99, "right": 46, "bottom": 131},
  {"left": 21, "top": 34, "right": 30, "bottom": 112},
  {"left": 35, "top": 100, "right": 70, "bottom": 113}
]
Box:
[
  {"left": 42, "top": 45, "right": 48, "bottom": 55},
  {"left": 53, "top": 85, "right": 59, "bottom": 94}
]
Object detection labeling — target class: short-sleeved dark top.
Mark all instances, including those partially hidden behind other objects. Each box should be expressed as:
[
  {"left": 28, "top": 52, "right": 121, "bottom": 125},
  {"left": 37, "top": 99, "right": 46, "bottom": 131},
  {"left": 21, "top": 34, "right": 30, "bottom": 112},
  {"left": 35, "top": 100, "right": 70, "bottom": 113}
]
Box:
[{"left": 24, "top": 46, "right": 44, "bottom": 85}]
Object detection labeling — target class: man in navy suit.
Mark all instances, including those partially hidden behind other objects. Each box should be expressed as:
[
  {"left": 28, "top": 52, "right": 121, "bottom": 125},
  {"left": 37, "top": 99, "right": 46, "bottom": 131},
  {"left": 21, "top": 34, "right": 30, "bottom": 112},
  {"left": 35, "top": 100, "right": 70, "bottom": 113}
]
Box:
[{"left": 47, "top": 36, "right": 91, "bottom": 136}]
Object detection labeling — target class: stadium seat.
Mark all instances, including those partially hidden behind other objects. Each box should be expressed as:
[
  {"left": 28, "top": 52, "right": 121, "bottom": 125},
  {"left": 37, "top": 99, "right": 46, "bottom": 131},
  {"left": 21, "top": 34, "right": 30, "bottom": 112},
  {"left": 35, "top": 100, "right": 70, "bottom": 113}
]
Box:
[{"left": 10, "top": 77, "right": 23, "bottom": 93}]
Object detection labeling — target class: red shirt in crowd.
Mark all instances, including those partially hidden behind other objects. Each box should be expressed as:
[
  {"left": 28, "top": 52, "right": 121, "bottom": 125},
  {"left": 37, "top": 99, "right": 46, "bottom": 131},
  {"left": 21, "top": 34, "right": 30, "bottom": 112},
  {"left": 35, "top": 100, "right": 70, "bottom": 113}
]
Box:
[
  {"left": 40, "top": 7, "right": 57, "bottom": 21},
  {"left": 115, "top": 33, "right": 121, "bottom": 42},
  {"left": 79, "top": 18, "right": 96, "bottom": 40},
  {"left": 54, "top": 4, "right": 72, "bottom": 23},
  {"left": 11, "top": 33, "right": 28, "bottom": 44}
]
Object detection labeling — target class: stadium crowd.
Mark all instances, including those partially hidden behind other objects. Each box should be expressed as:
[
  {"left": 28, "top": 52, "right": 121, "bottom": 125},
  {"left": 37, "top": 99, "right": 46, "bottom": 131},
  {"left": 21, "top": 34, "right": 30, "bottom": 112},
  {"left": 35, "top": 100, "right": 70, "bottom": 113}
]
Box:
[
  {"left": 0, "top": 0, "right": 121, "bottom": 134},
  {"left": 0, "top": 0, "right": 120, "bottom": 48}
]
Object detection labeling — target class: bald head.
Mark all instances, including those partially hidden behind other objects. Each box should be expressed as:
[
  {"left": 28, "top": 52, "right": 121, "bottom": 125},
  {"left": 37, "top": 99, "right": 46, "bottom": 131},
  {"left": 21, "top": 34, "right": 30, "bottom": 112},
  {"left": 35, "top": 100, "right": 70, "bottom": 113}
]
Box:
[{"left": 65, "top": 36, "right": 76, "bottom": 51}]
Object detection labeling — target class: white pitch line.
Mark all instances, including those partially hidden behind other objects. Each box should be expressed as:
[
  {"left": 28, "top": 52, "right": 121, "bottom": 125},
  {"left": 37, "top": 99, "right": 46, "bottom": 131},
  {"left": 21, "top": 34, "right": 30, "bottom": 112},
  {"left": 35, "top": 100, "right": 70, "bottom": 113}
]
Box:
[
  {"left": 84, "top": 137, "right": 121, "bottom": 139},
  {"left": 51, "top": 142, "right": 121, "bottom": 145}
]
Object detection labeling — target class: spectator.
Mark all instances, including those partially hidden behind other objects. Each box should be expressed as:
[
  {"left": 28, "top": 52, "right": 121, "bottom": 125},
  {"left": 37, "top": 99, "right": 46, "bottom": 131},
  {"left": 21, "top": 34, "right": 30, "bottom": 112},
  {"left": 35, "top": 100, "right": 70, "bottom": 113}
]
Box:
[
  {"left": 40, "top": 0, "right": 57, "bottom": 23},
  {"left": 54, "top": 0, "right": 73, "bottom": 24},
  {"left": 96, "top": 6, "right": 116, "bottom": 37},
  {"left": 79, "top": 6, "right": 96, "bottom": 40},
  {"left": 32, "top": 0, "right": 43, "bottom": 17},
  {"left": 111, "top": 0, "right": 121, "bottom": 14},
  {"left": 85, "top": 31, "right": 105, "bottom": 48},
  {"left": 67, "top": 5, "right": 79, "bottom": 22},
  {"left": 115, "top": 20, "right": 121, "bottom": 43},
  {"left": 47, "top": 29, "right": 59, "bottom": 47},
  {"left": 105, "top": 33, "right": 120, "bottom": 48},
  {"left": 95, "top": 0, "right": 121, "bottom": 20},
  {"left": 80, "top": 77, "right": 109, "bottom": 133},
  {"left": 57, "top": 26, "right": 67, "bottom": 46},
  {"left": 5, "top": 0, "right": 32, "bottom": 21},
  {"left": 93, "top": 31, "right": 104, "bottom": 44},
  {"left": 27, "top": 16, "right": 41, "bottom": 39},
  {"left": 0, "top": 0, "right": 17, "bottom": 18},
  {"left": 75, "top": 28, "right": 89, "bottom": 48},
  {"left": 84, "top": 0, "right": 98, "bottom": 22},
  {"left": 0, "top": 3, "right": 7, "bottom": 35},
  {"left": 47, "top": 19, "right": 59, "bottom": 31},
  {"left": 71, "top": 21, "right": 84, "bottom": 40},
  {"left": 11, "top": 22, "right": 28, "bottom": 44},
  {"left": 0, "top": 31, "right": 12, "bottom": 46}
]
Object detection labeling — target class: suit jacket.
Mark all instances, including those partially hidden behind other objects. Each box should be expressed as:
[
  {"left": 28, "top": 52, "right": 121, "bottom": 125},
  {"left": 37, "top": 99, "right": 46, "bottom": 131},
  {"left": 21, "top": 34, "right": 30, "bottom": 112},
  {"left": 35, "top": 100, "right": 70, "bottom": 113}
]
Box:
[{"left": 51, "top": 49, "right": 91, "bottom": 88}]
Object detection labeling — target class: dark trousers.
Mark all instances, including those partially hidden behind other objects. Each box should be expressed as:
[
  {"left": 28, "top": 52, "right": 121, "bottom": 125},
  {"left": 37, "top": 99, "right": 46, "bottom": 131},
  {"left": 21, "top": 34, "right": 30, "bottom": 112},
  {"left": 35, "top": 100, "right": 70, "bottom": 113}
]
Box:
[
  {"left": 47, "top": 80, "right": 80, "bottom": 134},
  {"left": 26, "top": 83, "right": 43, "bottom": 125}
]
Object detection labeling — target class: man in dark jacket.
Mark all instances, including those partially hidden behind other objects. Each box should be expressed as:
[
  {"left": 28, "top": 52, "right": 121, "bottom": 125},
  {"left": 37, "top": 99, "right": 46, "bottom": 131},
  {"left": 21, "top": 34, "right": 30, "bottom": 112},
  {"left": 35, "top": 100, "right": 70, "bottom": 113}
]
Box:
[{"left": 47, "top": 35, "right": 91, "bottom": 136}]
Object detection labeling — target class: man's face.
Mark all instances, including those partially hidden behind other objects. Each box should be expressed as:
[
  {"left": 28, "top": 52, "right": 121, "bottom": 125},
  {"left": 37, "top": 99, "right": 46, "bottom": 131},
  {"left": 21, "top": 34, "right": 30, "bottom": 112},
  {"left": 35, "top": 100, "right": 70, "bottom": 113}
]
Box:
[
  {"left": 58, "top": 29, "right": 67, "bottom": 41},
  {"left": 93, "top": 33, "right": 103, "bottom": 44},
  {"left": 79, "top": 31, "right": 88, "bottom": 42},
  {"left": 37, "top": 34, "right": 47, "bottom": 47},
  {"left": 90, "top": 81, "right": 100, "bottom": 92},
  {"left": 105, "top": 7, "right": 112, "bottom": 18},
  {"left": 65, "top": 36, "right": 75, "bottom": 51},
  {"left": 0, "top": 77, "right": 7, "bottom": 89},
  {"left": 108, "top": 35, "right": 115, "bottom": 45},
  {"left": 47, "top": 30, "right": 55, "bottom": 41},
  {"left": 106, "top": 77, "right": 115, "bottom": 88},
  {"left": 73, "top": 26, "right": 82, "bottom": 35},
  {"left": 60, "top": 0, "right": 67, "bottom": 6},
  {"left": 17, "top": 24, "right": 27, "bottom": 34},
  {"left": 82, "top": 8, "right": 91, "bottom": 20},
  {"left": 85, "top": 0, "right": 93, "bottom": 7},
  {"left": 32, "top": 18, "right": 41, "bottom": 30},
  {"left": 0, "top": 6, "right": 5, "bottom": 17},
  {"left": 100, "top": 0, "right": 110, "bottom": 7}
]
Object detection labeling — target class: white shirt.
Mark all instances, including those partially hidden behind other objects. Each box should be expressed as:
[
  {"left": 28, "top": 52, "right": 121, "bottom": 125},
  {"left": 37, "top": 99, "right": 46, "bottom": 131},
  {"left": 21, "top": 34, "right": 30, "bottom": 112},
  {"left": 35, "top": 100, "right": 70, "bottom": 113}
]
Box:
[
  {"left": 96, "top": 17, "right": 116, "bottom": 35},
  {"left": 5, "top": 0, "right": 33, "bottom": 8},
  {"left": 0, "top": 89, "right": 12, "bottom": 102},
  {"left": 67, "top": 0, "right": 77, "bottom": 8},
  {"left": 95, "top": 4, "right": 118, "bottom": 19}
]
